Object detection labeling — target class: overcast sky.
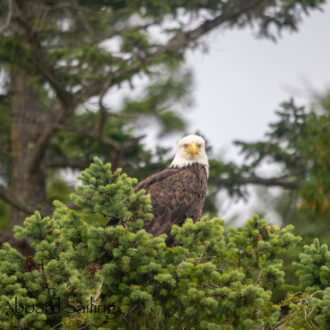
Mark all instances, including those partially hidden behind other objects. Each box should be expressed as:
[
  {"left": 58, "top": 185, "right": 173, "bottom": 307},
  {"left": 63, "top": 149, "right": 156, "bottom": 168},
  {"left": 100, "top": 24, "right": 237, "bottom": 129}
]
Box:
[{"left": 186, "top": 2, "right": 330, "bottom": 161}]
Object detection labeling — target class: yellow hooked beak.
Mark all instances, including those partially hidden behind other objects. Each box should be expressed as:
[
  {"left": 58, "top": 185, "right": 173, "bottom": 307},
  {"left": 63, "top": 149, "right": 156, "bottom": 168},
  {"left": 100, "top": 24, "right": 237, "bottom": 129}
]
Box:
[{"left": 186, "top": 142, "right": 199, "bottom": 155}]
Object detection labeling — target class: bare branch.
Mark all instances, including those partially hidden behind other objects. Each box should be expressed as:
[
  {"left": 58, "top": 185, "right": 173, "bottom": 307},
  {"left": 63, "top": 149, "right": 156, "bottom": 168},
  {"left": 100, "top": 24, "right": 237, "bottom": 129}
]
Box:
[
  {"left": 98, "top": 103, "right": 107, "bottom": 139},
  {"left": 44, "top": 156, "right": 90, "bottom": 170},
  {"left": 54, "top": 123, "right": 145, "bottom": 151},
  {"left": 0, "top": 184, "right": 35, "bottom": 215},
  {"left": 215, "top": 175, "right": 302, "bottom": 190},
  {"left": 28, "top": 125, "right": 56, "bottom": 175},
  {"left": 13, "top": 0, "right": 73, "bottom": 108}
]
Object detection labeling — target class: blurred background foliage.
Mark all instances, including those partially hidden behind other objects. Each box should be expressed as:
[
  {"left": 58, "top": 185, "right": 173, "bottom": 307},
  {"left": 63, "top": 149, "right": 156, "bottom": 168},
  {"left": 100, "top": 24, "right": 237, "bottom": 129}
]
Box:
[
  {"left": 0, "top": 0, "right": 328, "bottom": 258},
  {"left": 233, "top": 94, "right": 330, "bottom": 244}
]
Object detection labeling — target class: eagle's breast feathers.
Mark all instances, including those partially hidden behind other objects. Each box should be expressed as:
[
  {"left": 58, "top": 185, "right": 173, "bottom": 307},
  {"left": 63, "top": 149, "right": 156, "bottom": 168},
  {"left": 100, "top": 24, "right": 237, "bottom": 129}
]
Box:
[{"left": 134, "top": 163, "right": 208, "bottom": 238}]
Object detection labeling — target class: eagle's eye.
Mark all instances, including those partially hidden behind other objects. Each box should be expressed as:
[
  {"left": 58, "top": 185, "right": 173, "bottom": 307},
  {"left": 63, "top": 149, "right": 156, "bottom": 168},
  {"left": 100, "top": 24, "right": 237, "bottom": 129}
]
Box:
[
  {"left": 197, "top": 143, "right": 201, "bottom": 148},
  {"left": 183, "top": 144, "right": 188, "bottom": 148}
]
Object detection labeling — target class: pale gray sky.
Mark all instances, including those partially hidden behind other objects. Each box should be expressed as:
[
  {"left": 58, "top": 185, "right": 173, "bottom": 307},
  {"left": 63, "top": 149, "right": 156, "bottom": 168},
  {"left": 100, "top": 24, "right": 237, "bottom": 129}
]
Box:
[{"left": 187, "top": 2, "right": 330, "bottom": 161}]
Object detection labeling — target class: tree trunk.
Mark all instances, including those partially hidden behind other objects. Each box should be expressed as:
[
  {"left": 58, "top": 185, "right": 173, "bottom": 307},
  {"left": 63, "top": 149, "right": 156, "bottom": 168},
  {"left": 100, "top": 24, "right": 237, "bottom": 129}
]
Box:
[{"left": 9, "top": 71, "right": 47, "bottom": 230}]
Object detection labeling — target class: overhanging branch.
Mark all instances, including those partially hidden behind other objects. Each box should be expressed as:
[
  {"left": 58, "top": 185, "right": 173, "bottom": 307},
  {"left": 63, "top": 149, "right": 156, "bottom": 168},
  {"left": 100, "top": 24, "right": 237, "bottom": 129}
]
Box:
[
  {"left": 54, "top": 123, "right": 121, "bottom": 149},
  {"left": 91, "top": 21, "right": 159, "bottom": 46},
  {"left": 77, "top": 0, "right": 269, "bottom": 100},
  {"left": 54, "top": 123, "right": 145, "bottom": 151},
  {"left": 44, "top": 156, "right": 90, "bottom": 170}
]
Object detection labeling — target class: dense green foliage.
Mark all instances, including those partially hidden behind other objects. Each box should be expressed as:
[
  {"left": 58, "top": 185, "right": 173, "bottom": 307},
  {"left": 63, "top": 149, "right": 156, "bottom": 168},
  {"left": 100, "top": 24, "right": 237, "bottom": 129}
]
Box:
[{"left": 0, "top": 159, "right": 329, "bottom": 329}]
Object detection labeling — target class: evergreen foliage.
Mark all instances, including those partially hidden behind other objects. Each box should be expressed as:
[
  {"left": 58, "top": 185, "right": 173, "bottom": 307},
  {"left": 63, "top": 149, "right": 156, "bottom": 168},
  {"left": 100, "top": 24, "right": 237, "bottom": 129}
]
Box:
[
  {"left": 1, "top": 158, "right": 329, "bottom": 329},
  {"left": 232, "top": 94, "right": 330, "bottom": 244},
  {"left": 235, "top": 97, "right": 330, "bottom": 221}
]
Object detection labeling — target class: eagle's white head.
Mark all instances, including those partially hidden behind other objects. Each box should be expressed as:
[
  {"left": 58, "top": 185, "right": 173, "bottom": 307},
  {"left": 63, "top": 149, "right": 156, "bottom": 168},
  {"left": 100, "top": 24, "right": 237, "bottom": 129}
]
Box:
[{"left": 170, "top": 134, "right": 209, "bottom": 176}]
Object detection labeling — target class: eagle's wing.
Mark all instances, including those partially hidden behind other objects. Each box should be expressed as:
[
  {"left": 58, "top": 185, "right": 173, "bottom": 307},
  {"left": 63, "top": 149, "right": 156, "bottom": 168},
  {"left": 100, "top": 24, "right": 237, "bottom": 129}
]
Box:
[
  {"left": 134, "top": 167, "right": 180, "bottom": 192},
  {"left": 135, "top": 164, "right": 207, "bottom": 238}
]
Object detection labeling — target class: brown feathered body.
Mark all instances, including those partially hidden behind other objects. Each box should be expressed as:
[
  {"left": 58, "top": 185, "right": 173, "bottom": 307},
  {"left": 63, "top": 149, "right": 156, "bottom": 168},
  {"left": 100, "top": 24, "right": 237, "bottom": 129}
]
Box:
[{"left": 134, "top": 163, "right": 208, "bottom": 238}]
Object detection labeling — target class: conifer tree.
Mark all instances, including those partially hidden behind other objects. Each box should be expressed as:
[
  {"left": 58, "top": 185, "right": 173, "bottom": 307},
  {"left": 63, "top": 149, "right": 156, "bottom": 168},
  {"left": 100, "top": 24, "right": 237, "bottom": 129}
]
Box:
[{"left": 1, "top": 158, "right": 329, "bottom": 329}]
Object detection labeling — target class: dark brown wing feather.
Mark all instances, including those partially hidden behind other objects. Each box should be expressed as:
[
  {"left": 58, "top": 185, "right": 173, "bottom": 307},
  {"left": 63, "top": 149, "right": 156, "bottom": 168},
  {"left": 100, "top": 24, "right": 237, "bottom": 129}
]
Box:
[
  {"left": 135, "top": 163, "right": 208, "bottom": 239},
  {"left": 134, "top": 167, "right": 181, "bottom": 192}
]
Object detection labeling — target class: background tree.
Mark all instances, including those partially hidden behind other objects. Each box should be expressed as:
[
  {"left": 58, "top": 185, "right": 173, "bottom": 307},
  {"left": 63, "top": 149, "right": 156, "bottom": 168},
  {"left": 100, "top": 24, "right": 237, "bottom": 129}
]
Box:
[
  {"left": 231, "top": 92, "right": 330, "bottom": 243},
  {"left": 0, "top": 0, "right": 326, "bottom": 241}
]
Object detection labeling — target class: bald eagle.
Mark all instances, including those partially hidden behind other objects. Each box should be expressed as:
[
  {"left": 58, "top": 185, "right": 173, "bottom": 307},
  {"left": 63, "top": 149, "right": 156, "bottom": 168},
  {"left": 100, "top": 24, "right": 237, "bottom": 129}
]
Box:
[{"left": 135, "top": 134, "right": 209, "bottom": 242}]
